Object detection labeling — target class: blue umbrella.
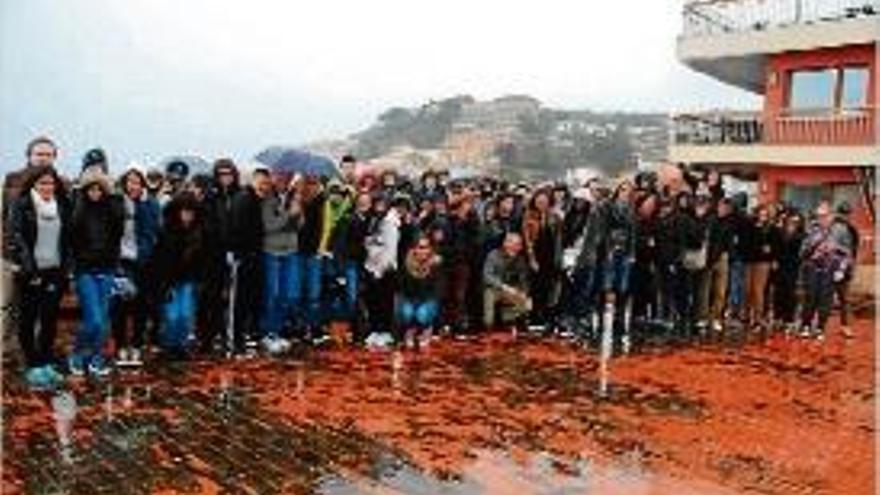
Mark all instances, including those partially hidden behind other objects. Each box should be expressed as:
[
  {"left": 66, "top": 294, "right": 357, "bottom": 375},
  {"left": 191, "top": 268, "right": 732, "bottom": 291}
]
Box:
[{"left": 255, "top": 147, "right": 339, "bottom": 177}]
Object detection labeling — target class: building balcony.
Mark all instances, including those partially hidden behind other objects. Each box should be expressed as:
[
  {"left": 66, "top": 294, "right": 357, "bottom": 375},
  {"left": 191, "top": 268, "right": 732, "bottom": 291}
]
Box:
[
  {"left": 669, "top": 107, "right": 878, "bottom": 166},
  {"left": 683, "top": 0, "right": 879, "bottom": 38},
  {"left": 678, "top": 0, "right": 880, "bottom": 93}
]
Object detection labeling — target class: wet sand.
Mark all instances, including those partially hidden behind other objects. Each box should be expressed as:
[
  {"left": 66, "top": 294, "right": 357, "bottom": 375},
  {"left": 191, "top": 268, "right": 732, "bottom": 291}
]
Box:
[{"left": 2, "top": 319, "right": 875, "bottom": 494}]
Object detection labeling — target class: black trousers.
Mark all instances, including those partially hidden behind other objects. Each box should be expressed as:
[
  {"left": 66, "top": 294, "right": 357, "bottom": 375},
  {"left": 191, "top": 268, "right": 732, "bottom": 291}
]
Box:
[
  {"left": 16, "top": 268, "right": 64, "bottom": 368},
  {"left": 364, "top": 270, "right": 396, "bottom": 339},
  {"left": 197, "top": 253, "right": 229, "bottom": 350},
  {"left": 234, "top": 253, "right": 263, "bottom": 350},
  {"left": 111, "top": 260, "right": 149, "bottom": 350}
]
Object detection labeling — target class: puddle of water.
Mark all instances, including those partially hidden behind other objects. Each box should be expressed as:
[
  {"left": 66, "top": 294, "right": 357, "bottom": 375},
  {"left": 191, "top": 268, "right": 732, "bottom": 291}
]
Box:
[{"left": 318, "top": 448, "right": 740, "bottom": 495}]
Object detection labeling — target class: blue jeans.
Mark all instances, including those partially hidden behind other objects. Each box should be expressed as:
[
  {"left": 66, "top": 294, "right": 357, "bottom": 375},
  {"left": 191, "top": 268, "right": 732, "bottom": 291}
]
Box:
[
  {"left": 74, "top": 272, "right": 114, "bottom": 358},
  {"left": 602, "top": 250, "right": 633, "bottom": 295},
  {"left": 291, "top": 254, "right": 323, "bottom": 328},
  {"left": 398, "top": 299, "right": 439, "bottom": 329},
  {"left": 728, "top": 258, "right": 746, "bottom": 310},
  {"left": 162, "top": 282, "right": 196, "bottom": 351},
  {"left": 262, "top": 252, "right": 297, "bottom": 338}
]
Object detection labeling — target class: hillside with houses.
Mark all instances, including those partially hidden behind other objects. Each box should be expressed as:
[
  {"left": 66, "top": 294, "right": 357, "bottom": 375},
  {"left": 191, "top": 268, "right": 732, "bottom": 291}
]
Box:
[{"left": 307, "top": 95, "right": 669, "bottom": 180}]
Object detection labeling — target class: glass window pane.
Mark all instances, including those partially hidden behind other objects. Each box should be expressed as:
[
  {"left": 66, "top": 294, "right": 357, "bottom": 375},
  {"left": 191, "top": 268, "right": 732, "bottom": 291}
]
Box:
[
  {"left": 781, "top": 183, "right": 824, "bottom": 212},
  {"left": 841, "top": 67, "right": 869, "bottom": 109},
  {"left": 831, "top": 183, "right": 860, "bottom": 211},
  {"left": 789, "top": 69, "right": 836, "bottom": 110}
]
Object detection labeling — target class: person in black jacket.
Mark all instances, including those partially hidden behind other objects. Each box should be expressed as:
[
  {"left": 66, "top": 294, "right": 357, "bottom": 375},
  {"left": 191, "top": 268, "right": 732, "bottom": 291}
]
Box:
[
  {"left": 229, "top": 167, "right": 269, "bottom": 354},
  {"left": 196, "top": 158, "right": 241, "bottom": 353},
  {"left": 69, "top": 167, "right": 124, "bottom": 377},
  {"left": 631, "top": 193, "right": 659, "bottom": 333},
  {"left": 774, "top": 212, "right": 805, "bottom": 330},
  {"left": 442, "top": 195, "right": 481, "bottom": 336},
  {"left": 744, "top": 205, "right": 776, "bottom": 330},
  {"left": 153, "top": 193, "right": 204, "bottom": 359},
  {"left": 600, "top": 180, "right": 637, "bottom": 349},
  {"left": 7, "top": 166, "right": 71, "bottom": 388},
  {"left": 706, "top": 198, "right": 735, "bottom": 333},
  {"left": 294, "top": 175, "right": 326, "bottom": 342},
  {"left": 670, "top": 192, "right": 704, "bottom": 340},
  {"left": 653, "top": 198, "right": 679, "bottom": 326}
]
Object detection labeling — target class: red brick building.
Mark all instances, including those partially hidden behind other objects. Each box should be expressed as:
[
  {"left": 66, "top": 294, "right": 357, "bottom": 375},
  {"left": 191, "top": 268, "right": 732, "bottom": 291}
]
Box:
[{"left": 669, "top": 0, "right": 877, "bottom": 271}]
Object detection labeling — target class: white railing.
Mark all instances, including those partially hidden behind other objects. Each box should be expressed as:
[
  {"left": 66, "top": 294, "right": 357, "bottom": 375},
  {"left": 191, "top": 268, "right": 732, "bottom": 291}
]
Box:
[
  {"left": 682, "top": 0, "right": 880, "bottom": 37},
  {"left": 672, "top": 107, "right": 876, "bottom": 146},
  {"left": 672, "top": 110, "right": 764, "bottom": 145}
]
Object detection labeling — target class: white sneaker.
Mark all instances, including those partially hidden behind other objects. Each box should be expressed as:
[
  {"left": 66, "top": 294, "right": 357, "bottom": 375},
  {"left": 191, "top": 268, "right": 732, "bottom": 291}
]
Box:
[
  {"left": 117, "top": 348, "right": 131, "bottom": 365},
  {"left": 711, "top": 320, "right": 723, "bottom": 333},
  {"left": 276, "top": 337, "right": 292, "bottom": 352},
  {"left": 261, "top": 336, "right": 282, "bottom": 355},
  {"left": 419, "top": 328, "right": 433, "bottom": 349},
  {"left": 404, "top": 329, "right": 416, "bottom": 349},
  {"left": 129, "top": 348, "right": 143, "bottom": 366}
]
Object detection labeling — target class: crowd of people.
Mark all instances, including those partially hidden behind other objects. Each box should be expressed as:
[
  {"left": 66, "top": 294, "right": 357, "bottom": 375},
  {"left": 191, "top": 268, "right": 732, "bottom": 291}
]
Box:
[{"left": 2, "top": 136, "right": 863, "bottom": 389}]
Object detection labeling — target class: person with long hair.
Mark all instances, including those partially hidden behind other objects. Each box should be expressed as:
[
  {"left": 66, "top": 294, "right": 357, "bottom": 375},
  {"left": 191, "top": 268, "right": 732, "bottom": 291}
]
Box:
[
  {"left": 521, "top": 188, "right": 563, "bottom": 332},
  {"left": 7, "top": 166, "right": 71, "bottom": 388},
  {"left": 294, "top": 175, "right": 327, "bottom": 344},
  {"left": 153, "top": 193, "right": 204, "bottom": 359},
  {"left": 397, "top": 235, "right": 442, "bottom": 349},
  {"left": 69, "top": 167, "right": 124, "bottom": 377},
  {"left": 111, "top": 167, "right": 160, "bottom": 366},
  {"left": 600, "top": 179, "right": 637, "bottom": 350}
]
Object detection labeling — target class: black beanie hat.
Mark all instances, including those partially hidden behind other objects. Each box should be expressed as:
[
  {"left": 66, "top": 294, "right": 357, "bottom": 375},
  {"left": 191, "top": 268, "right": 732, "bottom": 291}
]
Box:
[{"left": 82, "top": 148, "right": 108, "bottom": 172}]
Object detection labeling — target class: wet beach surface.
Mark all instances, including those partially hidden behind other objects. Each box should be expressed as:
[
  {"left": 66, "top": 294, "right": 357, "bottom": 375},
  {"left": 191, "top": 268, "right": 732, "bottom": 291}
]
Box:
[{"left": 2, "top": 320, "right": 875, "bottom": 495}]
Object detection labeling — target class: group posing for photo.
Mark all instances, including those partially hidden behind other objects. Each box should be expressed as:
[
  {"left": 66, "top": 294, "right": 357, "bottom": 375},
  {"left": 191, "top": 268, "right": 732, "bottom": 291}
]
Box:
[{"left": 2, "top": 135, "right": 862, "bottom": 389}]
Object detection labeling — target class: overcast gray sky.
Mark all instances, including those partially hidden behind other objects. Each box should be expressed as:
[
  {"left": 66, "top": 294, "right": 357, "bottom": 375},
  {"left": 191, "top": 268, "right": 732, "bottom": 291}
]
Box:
[{"left": 0, "top": 0, "right": 760, "bottom": 175}]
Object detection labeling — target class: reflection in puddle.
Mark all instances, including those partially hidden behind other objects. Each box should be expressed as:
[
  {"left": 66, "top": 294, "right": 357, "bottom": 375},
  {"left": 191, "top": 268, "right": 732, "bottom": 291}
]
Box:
[
  {"left": 51, "top": 391, "right": 77, "bottom": 465},
  {"left": 319, "top": 449, "right": 735, "bottom": 495}
]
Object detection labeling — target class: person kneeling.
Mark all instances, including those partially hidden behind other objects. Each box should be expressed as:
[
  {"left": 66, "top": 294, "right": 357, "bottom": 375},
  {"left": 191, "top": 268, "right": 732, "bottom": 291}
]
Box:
[
  {"left": 483, "top": 232, "right": 532, "bottom": 334},
  {"left": 397, "top": 235, "right": 441, "bottom": 350}
]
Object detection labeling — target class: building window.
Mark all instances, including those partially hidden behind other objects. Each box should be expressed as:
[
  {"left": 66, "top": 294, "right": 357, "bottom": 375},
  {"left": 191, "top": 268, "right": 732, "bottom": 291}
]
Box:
[
  {"left": 840, "top": 66, "right": 869, "bottom": 109},
  {"left": 789, "top": 69, "right": 836, "bottom": 110},
  {"left": 780, "top": 182, "right": 860, "bottom": 213}
]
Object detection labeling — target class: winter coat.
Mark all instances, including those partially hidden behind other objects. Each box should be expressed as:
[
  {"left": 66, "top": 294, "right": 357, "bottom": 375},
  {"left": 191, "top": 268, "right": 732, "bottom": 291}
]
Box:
[
  {"left": 298, "top": 193, "right": 325, "bottom": 255},
  {"left": 603, "top": 201, "right": 636, "bottom": 260},
  {"left": 483, "top": 248, "right": 530, "bottom": 293},
  {"left": 707, "top": 214, "right": 735, "bottom": 264},
  {"left": 575, "top": 201, "right": 607, "bottom": 269},
  {"left": 230, "top": 187, "right": 264, "bottom": 256},
  {"left": 153, "top": 223, "right": 204, "bottom": 295},
  {"left": 522, "top": 209, "right": 563, "bottom": 270},
  {"left": 70, "top": 194, "right": 124, "bottom": 272},
  {"left": 7, "top": 192, "right": 73, "bottom": 276}
]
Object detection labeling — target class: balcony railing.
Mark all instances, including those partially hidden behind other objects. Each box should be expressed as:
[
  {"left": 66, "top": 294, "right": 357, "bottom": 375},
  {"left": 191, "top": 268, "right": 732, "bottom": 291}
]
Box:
[
  {"left": 672, "top": 107, "right": 876, "bottom": 146},
  {"left": 682, "top": 0, "right": 880, "bottom": 37}
]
